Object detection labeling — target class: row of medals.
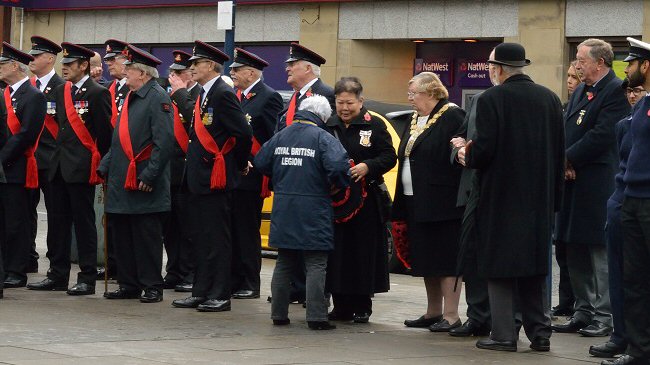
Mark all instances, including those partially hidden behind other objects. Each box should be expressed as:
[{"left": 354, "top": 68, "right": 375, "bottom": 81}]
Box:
[{"left": 45, "top": 101, "right": 89, "bottom": 116}]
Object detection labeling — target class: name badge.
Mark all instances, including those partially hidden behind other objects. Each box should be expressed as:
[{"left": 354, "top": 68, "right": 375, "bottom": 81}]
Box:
[{"left": 359, "top": 130, "right": 372, "bottom": 147}]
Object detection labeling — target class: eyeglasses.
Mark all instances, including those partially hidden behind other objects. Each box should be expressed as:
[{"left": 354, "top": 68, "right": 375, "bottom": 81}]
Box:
[
  {"left": 191, "top": 59, "right": 211, "bottom": 66},
  {"left": 626, "top": 87, "right": 646, "bottom": 95},
  {"left": 407, "top": 91, "right": 422, "bottom": 98}
]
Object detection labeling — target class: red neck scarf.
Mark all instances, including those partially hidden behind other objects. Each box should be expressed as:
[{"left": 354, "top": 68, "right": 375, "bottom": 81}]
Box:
[{"left": 117, "top": 92, "right": 153, "bottom": 190}]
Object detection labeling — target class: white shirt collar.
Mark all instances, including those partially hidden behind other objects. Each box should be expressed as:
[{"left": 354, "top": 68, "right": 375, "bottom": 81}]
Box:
[
  {"left": 118, "top": 78, "right": 127, "bottom": 89},
  {"left": 201, "top": 75, "right": 220, "bottom": 103},
  {"left": 243, "top": 78, "right": 261, "bottom": 97},
  {"left": 36, "top": 69, "right": 56, "bottom": 92},
  {"left": 75, "top": 75, "right": 90, "bottom": 90},
  {"left": 298, "top": 78, "right": 318, "bottom": 97},
  {"left": 591, "top": 71, "right": 609, "bottom": 88},
  {"left": 187, "top": 82, "right": 198, "bottom": 92},
  {"left": 10, "top": 77, "right": 30, "bottom": 96}
]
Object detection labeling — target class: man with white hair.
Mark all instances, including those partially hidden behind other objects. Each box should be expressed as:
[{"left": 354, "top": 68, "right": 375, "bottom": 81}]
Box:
[
  {"left": 0, "top": 42, "right": 46, "bottom": 290},
  {"left": 254, "top": 95, "right": 350, "bottom": 330},
  {"left": 99, "top": 44, "right": 174, "bottom": 304}
]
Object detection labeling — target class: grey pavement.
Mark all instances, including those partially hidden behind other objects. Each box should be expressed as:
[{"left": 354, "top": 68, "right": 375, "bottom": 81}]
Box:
[{"left": 0, "top": 209, "right": 606, "bottom": 364}]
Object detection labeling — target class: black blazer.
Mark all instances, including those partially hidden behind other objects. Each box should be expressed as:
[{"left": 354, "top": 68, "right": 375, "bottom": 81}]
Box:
[
  {"left": 392, "top": 100, "right": 465, "bottom": 222},
  {"left": 237, "top": 80, "right": 283, "bottom": 192},
  {"left": 277, "top": 78, "right": 334, "bottom": 131},
  {"left": 451, "top": 92, "right": 482, "bottom": 207},
  {"left": 0, "top": 81, "right": 46, "bottom": 184},
  {"left": 35, "top": 72, "right": 65, "bottom": 171},
  {"left": 169, "top": 83, "right": 201, "bottom": 186},
  {"left": 49, "top": 77, "right": 113, "bottom": 183},
  {"left": 184, "top": 76, "right": 253, "bottom": 194}
]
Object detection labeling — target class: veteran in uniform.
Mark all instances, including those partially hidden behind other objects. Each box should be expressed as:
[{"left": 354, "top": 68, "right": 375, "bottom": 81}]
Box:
[
  {"left": 100, "top": 45, "right": 174, "bottom": 303},
  {"left": 37, "top": 42, "right": 112, "bottom": 295},
  {"left": 25, "top": 36, "right": 64, "bottom": 275},
  {"left": 0, "top": 42, "right": 46, "bottom": 289},
  {"left": 171, "top": 41, "right": 252, "bottom": 312},
  {"left": 163, "top": 49, "right": 200, "bottom": 292},
  {"left": 229, "top": 47, "right": 283, "bottom": 299}
]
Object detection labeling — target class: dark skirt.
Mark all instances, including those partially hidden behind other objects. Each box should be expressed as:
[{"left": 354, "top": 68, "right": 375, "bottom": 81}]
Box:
[
  {"left": 404, "top": 195, "right": 461, "bottom": 277},
  {"left": 327, "top": 188, "right": 390, "bottom": 295}
]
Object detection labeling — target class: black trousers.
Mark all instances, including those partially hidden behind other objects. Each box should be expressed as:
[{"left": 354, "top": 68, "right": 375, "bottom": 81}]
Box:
[
  {"left": 332, "top": 294, "right": 372, "bottom": 316},
  {"left": 189, "top": 191, "right": 232, "bottom": 300},
  {"left": 620, "top": 197, "right": 650, "bottom": 361},
  {"left": 554, "top": 240, "right": 575, "bottom": 311},
  {"left": 163, "top": 187, "right": 194, "bottom": 284},
  {"left": 47, "top": 171, "right": 97, "bottom": 285},
  {"left": 110, "top": 213, "right": 164, "bottom": 293},
  {"left": 231, "top": 189, "right": 263, "bottom": 293},
  {"left": 28, "top": 169, "right": 54, "bottom": 268},
  {"left": 0, "top": 183, "right": 31, "bottom": 281}
]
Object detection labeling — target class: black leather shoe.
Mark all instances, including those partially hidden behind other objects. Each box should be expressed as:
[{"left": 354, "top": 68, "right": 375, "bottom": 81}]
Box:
[
  {"left": 552, "top": 317, "right": 589, "bottom": 333},
  {"left": 197, "top": 299, "right": 231, "bottom": 312},
  {"left": 273, "top": 319, "right": 290, "bottom": 326},
  {"left": 449, "top": 319, "right": 490, "bottom": 337},
  {"left": 172, "top": 296, "right": 208, "bottom": 308},
  {"left": 578, "top": 321, "right": 613, "bottom": 337},
  {"left": 328, "top": 310, "right": 354, "bottom": 321},
  {"left": 404, "top": 314, "right": 443, "bottom": 328},
  {"left": 67, "top": 283, "right": 95, "bottom": 295},
  {"left": 3, "top": 277, "right": 26, "bottom": 288},
  {"left": 140, "top": 289, "right": 162, "bottom": 303},
  {"left": 602, "top": 355, "right": 649, "bottom": 365},
  {"left": 353, "top": 313, "right": 370, "bottom": 323},
  {"left": 27, "top": 278, "right": 68, "bottom": 291},
  {"left": 551, "top": 305, "right": 575, "bottom": 317},
  {"left": 163, "top": 278, "right": 180, "bottom": 290},
  {"left": 530, "top": 337, "right": 550, "bottom": 351},
  {"left": 174, "top": 282, "right": 193, "bottom": 292},
  {"left": 232, "top": 290, "right": 260, "bottom": 299},
  {"left": 429, "top": 319, "right": 462, "bottom": 332},
  {"left": 104, "top": 287, "right": 141, "bottom": 299},
  {"left": 590, "top": 342, "right": 627, "bottom": 358},
  {"left": 476, "top": 338, "right": 517, "bottom": 352},
  {"left": 308, "top": 321, "right": 336, "bottom": 330}
]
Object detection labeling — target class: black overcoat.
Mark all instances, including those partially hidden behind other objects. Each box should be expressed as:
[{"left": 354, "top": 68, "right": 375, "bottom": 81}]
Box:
[
  {"left": 555, "top": 70, "right": 630, "bottom": 246},
  {"left": 465, "top": 74, "right": 565, "bottom": 278},
  {"left": 325, "top": 107, "right": 397, "bottom": 295},
  {"left": 392, "top": 100, "right": 465, "bottom": 223}
]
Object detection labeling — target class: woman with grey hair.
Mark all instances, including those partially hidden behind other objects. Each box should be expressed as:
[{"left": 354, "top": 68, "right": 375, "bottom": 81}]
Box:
[
  {"left": 254, "top": 94, "right": 350, "bottom": 330},
  {"left": 99, "top": 44, "right": 174, "bottom": 303}
]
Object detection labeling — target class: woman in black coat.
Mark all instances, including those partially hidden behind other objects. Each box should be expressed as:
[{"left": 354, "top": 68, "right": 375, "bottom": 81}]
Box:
[
  {"left": 325, "top": 77, "right": 397, "bottom": 323},
  {"left": 392, "top": 72, "right": 465, "bottom": 332}
]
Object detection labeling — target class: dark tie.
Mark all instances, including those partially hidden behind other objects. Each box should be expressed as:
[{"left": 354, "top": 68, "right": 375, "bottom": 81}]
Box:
[
  {"left": 36, "top": 79, "right": 42, "bottom": 89},
  {"left": 8, "top": 86, "right": 13, "bottom": 95},
  {"left": 71, "top": 85, "right": 78, "bottom": 97},
  {"left": 200, "top": 88, "right": 205, "bottom": 104}
]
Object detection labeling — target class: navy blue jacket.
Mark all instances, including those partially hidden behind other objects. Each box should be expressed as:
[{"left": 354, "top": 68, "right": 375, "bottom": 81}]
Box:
[
  {"left": 254, "top": 110, "right": 350, "bottom": 251},
  {"left": 624, "top": 95, "right": 650, "bottom": 198}
]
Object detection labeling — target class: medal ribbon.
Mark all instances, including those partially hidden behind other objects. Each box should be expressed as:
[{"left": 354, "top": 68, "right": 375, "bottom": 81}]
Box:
[
  {"left": 30, "top": 77, "right": 59, "bottom": 139},
  {"left": 172, "top": 103, "right": 189, "bottom": 154},
  {"left": 63, "top": 81, "right": 103, "bottom": 185},
  {"left": 118, "top": 92, "right": 153, "bottom": 190},
  {"left": 3, "top": 87, "right": 43, "bottom": 188}
]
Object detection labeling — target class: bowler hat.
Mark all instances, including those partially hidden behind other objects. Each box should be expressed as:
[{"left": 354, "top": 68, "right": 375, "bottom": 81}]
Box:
[{"left": 488, "top": 43, "right": 531, "bottom": 67}]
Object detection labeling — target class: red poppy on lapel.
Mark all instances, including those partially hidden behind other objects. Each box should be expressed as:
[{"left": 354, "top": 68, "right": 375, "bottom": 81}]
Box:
[
  {"left": 587, "top": 91, "right": 594, "bottom": 101},
  {"left": 363, "top": 112, "right": 371, "bottom": 122},
  {"left": 246, "top": 92, "right": 255, "bottom": 100}
]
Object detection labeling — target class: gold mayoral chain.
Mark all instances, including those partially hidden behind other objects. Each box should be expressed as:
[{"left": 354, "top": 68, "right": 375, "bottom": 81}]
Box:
[{"left": 405, "top": 104, "right": 450, "bottom": 157}]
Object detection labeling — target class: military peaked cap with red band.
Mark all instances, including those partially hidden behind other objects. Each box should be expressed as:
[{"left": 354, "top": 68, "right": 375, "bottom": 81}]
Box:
[
  {"left": 60, "top": 42, "right": 95, "bottom": 64},
  {"left": 285, "top": 42, "right": 326, "bottom": 66},
  {"left": 230, "top": 47, "right": 269, "bottom": 70},
  {"left": 123, "top": 44, "right": 162, "bottom": 68},
  {"left": 189, "top": 40, "right": 230, "bottom": 64},
  {"left": 0, "top": 42, "right": 35, "bottom": 65},
  {"left": 169, "top": 50, "right": 193, "bottom": 70},
  {"left": 29, "top": 36, "right": 63, "bottom": 56},
  {"left": 104, "top": 39, "right": 129, "bottom": 60}
]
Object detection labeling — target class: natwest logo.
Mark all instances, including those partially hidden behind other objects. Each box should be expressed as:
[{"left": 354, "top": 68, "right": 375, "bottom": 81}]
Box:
[{"left": 422, "top": 62, "right": 449, "bottom": 72}]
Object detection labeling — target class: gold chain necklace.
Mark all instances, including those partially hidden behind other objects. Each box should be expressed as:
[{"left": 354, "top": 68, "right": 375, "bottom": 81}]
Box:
[{"left": 405, "top": 104, "right": 450, "bottom": 157}]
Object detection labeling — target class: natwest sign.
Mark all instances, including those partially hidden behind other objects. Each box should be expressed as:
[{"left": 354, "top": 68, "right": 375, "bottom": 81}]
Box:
[
  {"left": 413, "top": 58, "right": 453, "bottom": 87},
  {"left": 458, "top": 59, "right": 491, "bottom": 87}
]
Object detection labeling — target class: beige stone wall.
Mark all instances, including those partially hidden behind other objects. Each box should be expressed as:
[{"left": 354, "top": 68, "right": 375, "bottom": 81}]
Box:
[
  {"left": 11, "top": 10, "right": 65, "bottom": 74},
  {"left": 506, "top": 0, "right": 567, "bottom": 100},
  {"left": 298, "top": 3, "right": 340, "bottom": 87}
]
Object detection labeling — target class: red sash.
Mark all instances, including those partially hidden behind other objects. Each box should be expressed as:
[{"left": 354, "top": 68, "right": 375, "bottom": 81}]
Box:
[
  {"left": 30, "top": 77, "right": 59, "bottom": 139},
  {"left": 172, "top": 103, "right": 189, "bottom": 154},
  {"left": 118, "top": 92, "right": 153, "bottom": 190},
  {"left": 193, "top": 97, "right": 235, "bottom": 190},
  {"left": 63, "top": 81, "right": 103, "bottom": 185},
  {"left": 3, "top": 87, "right": 42, "bottom": 188},
  {"left": 250, "top": 137, "right": 271, "bottom": 198},
  {"left": 285, "top": 92, "right": 297, "bottom": 126},
  {"left": 108, "top": 80, "right": 118, "bottom": 128}
]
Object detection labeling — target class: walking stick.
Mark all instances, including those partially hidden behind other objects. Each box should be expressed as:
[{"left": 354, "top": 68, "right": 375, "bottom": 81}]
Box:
[{"left": 103, "top": 184, "right": 108, "bottom": 295}]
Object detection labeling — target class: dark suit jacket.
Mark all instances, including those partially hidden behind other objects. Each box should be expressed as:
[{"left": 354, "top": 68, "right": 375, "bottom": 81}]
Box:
[
  {"left": 392, "top": 100, "right": 465, "bottom": 223},
  {"left": 49, "top": 77, "right": 113, "bottom": 183},
  {"left": 451, "top": 92, "right": 482, "bottom": 207},
  {"left": 169, "top": 83, "right": 201, "bottom": 186},
  {"left": 465, "top": 74, "right": 565, "bottom": 278},
  {"left": 555, "top": 69, "right": 630, "bottom": 245},
  {"left": 184, "top": 76, "right": 253, "bottom": 194},
  {"left": 112, "top": 79, "right": 129, "bottom": 113},
  {"left": 277, "top": 78, "right": 334, "bottom": 131},
  {"left": 99, "top": 79, "right": 174, "bottom": 214},
  {"left": 237, "top": 80, "right": 283, "bottom": 192},
  {"left": 35, "top": 72, "right": 65, "bottom": 171},
  {"left": 0, "top": 82, "right": 46, "bottom": 184}
]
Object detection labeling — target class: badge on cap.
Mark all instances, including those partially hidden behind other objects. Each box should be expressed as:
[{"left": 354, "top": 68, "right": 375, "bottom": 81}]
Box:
[
  {"left": 233, "top": 49, "right": 238, "bottom": 59},
  {"left": 63, "top": 48, "right": 69, "bottom": 57},
  {"left": 106, "top": 44, "right": 112, "bottom": 53},
  {"left": 175, "top": 54, "right": 181, "bottom": 62}
]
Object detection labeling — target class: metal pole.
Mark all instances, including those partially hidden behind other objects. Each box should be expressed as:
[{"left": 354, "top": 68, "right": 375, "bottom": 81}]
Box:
[{"left": 223, "top": 0, "right": 236, "bottom": 70}]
